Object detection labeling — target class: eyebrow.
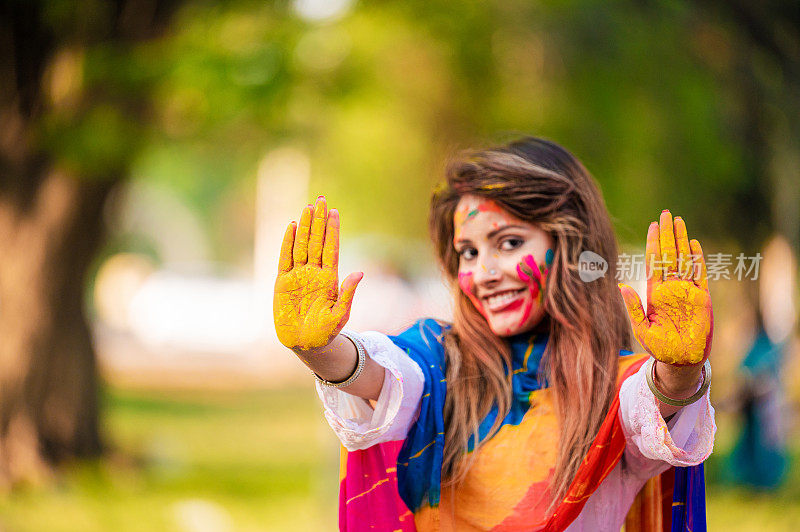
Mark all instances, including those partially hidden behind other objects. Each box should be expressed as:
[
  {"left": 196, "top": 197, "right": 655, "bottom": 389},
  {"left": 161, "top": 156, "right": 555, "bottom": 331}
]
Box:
[{"left": 455, "top": 224, "right": 527, "bottom": 245}]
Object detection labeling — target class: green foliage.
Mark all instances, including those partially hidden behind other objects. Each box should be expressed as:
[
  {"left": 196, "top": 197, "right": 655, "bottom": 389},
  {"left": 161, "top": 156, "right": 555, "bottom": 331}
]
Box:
[
  {"left": 44, "top": 104, "right": 142, "bottom": 177},
  {"left": 45, "top": 0, "right": 778, "bottom": 261}
]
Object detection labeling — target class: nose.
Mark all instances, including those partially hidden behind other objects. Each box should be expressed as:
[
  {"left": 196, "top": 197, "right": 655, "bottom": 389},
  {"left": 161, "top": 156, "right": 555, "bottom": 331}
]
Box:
[{"left": 473, "top": 255, "right": 503, "bottom": 286}]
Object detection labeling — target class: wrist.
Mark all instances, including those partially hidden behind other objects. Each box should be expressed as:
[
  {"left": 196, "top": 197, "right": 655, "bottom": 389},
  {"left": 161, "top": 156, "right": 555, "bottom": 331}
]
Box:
[
  {"left": 292, "top": 334, "right": 340, "bottom": 359},
  {"left": 654, "top": 361, "right": 703, "bottom": 398},
  {"left": 293, "top": 332, "right": 361, "bottom": 384},
  {"left": 313, "top": 331, "right": 366, "bottom": 388},
  {"left": 647, "top": 358, "right": 711, "bottom": 411},
  {"left": 293, "top": 343, "right": 331, "bottom": 359}
]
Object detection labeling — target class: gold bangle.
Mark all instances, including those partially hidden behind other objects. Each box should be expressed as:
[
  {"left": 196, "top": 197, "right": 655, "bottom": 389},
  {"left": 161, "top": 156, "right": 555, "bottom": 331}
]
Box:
[{"left": 645, "top": 358, "right": 711, "bottom": 407}]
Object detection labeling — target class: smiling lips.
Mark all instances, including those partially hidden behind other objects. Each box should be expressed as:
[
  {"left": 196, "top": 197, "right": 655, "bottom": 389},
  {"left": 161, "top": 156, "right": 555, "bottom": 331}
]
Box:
[{"left": 482, "top": 288, "right": 526, "bottom": 313}]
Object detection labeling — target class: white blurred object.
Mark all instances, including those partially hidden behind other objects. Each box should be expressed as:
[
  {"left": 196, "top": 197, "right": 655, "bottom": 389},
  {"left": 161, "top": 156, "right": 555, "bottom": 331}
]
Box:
[
  {"left": 118, "top": 180, "right": 211, "bottom": 264},
  {"left": 254, "top": 147, "right": 310, "bottom": 289},
  {"left": 95, "top": 238, "right": 450, "bottom": 379},
  {"left": 348, "top": 269, "right": 413, "bottom": 333},
  {"left": 94, "top": 248, "right": 450, "bottom": 356},
  {"left": 172, "top": 499, "right": 232, "bottom": 532},
  {"left": 759, "top": 235, "right": 797, "bottom": 344},
  {"left": 342, "top": 246, "right": 452, "bottom": 334},
  {"left": 292, "top": 0, "right": 354, "bottom": 22},
  {"left": 94, "top": 253, "right": 155, "bottom": 330},
  {"left": 254, "top": 147, "right": 310, "bottom": 346},
  {"left": 413, "top": 275, "right": 453, "bottom": 324},
  {"left": 128, "top": 270, "right": 269, "bottom": 354}
]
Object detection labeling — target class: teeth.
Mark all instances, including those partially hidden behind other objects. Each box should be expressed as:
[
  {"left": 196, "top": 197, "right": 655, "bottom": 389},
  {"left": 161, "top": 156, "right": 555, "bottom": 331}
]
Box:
[{"left": 486, "top": 290, "right": 522, "bottom": 307}]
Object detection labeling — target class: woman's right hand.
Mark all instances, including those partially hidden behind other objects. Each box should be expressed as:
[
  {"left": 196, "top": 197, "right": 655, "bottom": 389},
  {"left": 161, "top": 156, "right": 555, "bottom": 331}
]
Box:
[{"left": 273, "top": 196, "right": 363, "bottom": 352}]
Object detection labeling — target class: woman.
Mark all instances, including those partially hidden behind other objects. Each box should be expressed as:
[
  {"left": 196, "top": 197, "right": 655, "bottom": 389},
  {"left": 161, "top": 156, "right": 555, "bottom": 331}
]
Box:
[{"left": 273, "top": 138, "right": 715, "bottom": 531}]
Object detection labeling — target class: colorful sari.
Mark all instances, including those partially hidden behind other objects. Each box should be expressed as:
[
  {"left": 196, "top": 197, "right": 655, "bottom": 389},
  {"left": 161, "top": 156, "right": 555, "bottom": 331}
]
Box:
[{"left": 338, "top": 319, "right": 707, "bottom": 531}]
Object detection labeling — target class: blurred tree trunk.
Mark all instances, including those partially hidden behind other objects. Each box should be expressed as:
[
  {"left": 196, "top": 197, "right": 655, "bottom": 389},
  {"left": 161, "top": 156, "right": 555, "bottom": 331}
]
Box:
[
  {"left": 0, "top": 0, "right": 178, "bottom": 487},
  {"left": 0, "top": 173, "right": 114, "bottom": 486}
]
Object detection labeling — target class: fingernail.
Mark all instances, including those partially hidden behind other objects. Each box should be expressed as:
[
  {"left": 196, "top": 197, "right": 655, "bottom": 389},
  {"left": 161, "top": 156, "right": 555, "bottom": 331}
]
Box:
[
  {"left": 330, "top": 208, "right": 338, "bottom": 214},
  {"left": 662, "top": 209, "right": 670, "bottom": 213},
  {"left": 317, "top": 195, "right": 325, "bottom": 201}
]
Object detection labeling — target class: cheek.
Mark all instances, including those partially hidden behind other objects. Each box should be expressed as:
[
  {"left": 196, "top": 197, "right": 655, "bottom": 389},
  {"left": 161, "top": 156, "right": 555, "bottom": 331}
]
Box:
[
  {"left": 458, "top": 271, "right": 487, "bottom": 316},
  {"left": 516, "top": 254, "right": 546, "bottom": 291},
  {"left": 516, "top": 253, "right": 552, "bottom": 314},
  {"left": 458, "top": 271, "right": 474, "bottom": 294}
]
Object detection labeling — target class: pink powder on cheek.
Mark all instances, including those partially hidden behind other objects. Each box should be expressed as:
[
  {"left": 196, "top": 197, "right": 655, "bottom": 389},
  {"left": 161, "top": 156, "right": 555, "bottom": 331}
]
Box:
[
  {"left": 458, "top": 271, "right": 473, "bottom": 294},
  {"left": 515, "top": 254, "right": 549, "bottom": 327},
  {"left": 524, "top": 255, "right": 542, "bottom": 282},
  {"left": 517, "top": 298, "right": 534, "bottom": 328},
  {"left": 517, "top": 275, "right": 540, "bottom": 327},
  {"left": 458, "top": 271, "right": 487, "bottom": 318},
  {"left": 516, "top": 255, "right": 535, "bottom": 283},
  {"left": 517, "top": 254, "right": 547, "bottom": 302}
]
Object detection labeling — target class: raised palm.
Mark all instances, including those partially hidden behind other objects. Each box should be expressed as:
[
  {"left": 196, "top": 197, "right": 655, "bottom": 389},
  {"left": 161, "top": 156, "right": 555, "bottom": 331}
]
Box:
[
  {"left": 273, "top": 197, "right": 362, "bottom": 351},
  {"left": 619, "top": 211, "right": 713, "bottom": 366}
]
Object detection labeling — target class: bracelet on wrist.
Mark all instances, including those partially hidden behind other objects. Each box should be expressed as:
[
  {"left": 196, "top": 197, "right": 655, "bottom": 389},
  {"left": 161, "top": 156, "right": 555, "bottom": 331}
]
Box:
[
  {"left": 645, "top": 357, "right": 711, "bottom": 407},
  {"left": 314, "top": 330, "right": 366, "bottom": 388}
]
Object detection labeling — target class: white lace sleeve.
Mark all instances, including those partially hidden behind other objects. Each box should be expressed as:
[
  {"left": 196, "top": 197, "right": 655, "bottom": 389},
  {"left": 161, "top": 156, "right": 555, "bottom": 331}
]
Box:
[
  {"left": 315, "top": 330, "right": 425, "bottom": 451},
  {"left": 619, "top": 361, "right": 716, "bottom": 478}
]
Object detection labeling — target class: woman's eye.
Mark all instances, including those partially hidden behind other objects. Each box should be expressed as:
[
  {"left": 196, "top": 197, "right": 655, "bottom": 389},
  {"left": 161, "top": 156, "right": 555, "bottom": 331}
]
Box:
[
  {"left": 500, "top": 238, "right": 524, "bottom": 251},
  {"left": 459, "top": 247, "right": 478, "bottom": 260}
]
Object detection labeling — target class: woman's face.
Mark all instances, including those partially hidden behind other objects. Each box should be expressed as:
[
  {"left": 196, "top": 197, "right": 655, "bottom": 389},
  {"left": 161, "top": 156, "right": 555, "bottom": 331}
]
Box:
[{"left": 454, "top": 194, "right": 555, "bottom": 337}]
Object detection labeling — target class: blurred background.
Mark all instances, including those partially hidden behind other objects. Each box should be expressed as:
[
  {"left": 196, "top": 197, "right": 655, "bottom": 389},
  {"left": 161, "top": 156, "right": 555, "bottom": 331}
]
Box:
[{"left": 1, "top": 0, "right": 798, "bottom": 530}]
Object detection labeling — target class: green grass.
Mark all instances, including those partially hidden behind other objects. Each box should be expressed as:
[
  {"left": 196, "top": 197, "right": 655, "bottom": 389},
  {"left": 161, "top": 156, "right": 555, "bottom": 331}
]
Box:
[
  {"left": 0, "top": 386, "right": 796, "bottom": 531},
  {"left": 0, "top": 385, "right": 340, "bottom": 532},
  {"left": 703, "top": 411, "right": 800, "bottom": 532}
]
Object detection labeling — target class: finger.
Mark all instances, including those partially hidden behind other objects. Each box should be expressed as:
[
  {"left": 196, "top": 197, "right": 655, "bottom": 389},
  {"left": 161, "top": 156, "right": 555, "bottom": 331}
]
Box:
[
  {"left": 673, "top": 216, "right": 692, "bottom": 279},
  {"left": 689, "top": 239, "right": 708, "bottom": 291},
  {"left": 333, "top": 271, "right": 364, "bottom": 324},
  {"left": 659, "top": 209, "right": 677, "bottom": 275},
  {"left": 308, "top": 196, "right": 327, "bottom": 266},
  {"left": 619, "top": 283, "right": 648, "bottom": 337},
  {"left": 293, "top": 204, "right": 313, "bottom": 265},
  {"left": 644, "top": 221, "right": 661, "bottom": 289},
  {"left": 322, "top": 208, "right": 340, "bottom": 269},
  {"left": 278, "top": 221, "right": 296, "bottom": 273}
]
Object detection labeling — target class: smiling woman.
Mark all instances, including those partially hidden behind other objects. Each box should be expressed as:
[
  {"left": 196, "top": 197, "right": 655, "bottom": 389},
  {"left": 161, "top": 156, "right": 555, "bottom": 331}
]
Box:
[
  {"left": 273, "top": 137, "right": 716, "bottom": 531},
  {"left": 453, "top": 194, "right": 554, "bottom": 336}
]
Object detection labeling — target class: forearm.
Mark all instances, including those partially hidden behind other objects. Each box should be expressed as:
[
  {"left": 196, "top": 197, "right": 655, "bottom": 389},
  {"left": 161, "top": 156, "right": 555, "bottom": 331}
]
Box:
[
  {"left": 619, "top": 361, "right": 716, "bottom": 473},
  {"left": 653, "top": 361, "right": 704, "bottom": 418},
  {"left": 294, "top": 333, "right": 385, "bottom": 401}
]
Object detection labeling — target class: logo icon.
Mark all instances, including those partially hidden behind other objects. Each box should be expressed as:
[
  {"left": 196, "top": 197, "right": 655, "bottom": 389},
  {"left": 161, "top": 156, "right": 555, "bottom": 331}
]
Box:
[{"left": 578, "top": 251, "right": 607, "bottom": 282}]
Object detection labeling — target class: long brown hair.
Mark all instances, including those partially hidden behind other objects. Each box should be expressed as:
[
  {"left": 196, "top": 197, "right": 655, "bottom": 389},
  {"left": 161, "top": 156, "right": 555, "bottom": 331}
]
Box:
[{"left": 429, "top": 137, "right": 632, "bottom": 506}]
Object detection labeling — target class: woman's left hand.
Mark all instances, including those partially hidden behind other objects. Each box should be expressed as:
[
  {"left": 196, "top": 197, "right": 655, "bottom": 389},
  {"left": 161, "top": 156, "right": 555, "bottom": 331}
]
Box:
[{"left": 618, "top": 210, "right": 713, "bottom": 366}]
